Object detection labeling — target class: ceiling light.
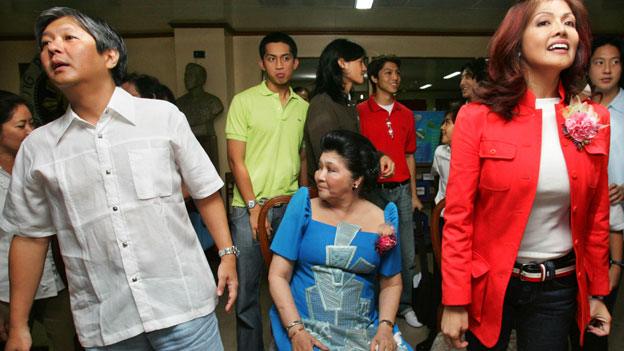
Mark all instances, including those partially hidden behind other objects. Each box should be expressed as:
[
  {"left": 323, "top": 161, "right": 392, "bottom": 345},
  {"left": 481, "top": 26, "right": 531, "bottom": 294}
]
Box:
[
  {"left": 419, "top": 84, "right": 432, "bottom": 90},
  {"left": 355, "top": 0, "right": 374, "bottom": 10},
  {"left": 443, "top": 71, "right": 461, "bottom": 79}
]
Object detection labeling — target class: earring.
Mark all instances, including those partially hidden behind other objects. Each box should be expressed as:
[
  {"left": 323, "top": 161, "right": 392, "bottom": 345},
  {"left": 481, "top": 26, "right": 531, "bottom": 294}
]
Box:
[{"left": 352, "top": 183, "right": 359, "bottom": 190}]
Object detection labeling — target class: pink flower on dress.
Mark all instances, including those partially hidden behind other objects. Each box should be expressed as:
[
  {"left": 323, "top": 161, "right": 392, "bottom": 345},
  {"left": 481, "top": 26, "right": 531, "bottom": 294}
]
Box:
[
  {"left": 376, "top": 234, "right": 397, "bottom": 255},
  {"left": 562, "top": 98, "right": 607, "bottom": 150}
]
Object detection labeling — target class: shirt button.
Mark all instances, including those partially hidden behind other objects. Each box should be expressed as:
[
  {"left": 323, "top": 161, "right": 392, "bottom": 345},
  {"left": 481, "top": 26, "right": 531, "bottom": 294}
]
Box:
[
  {"left": 489, "top": 149, "right": 496, "bottom": 154},
  {"left": 574, "top": 239, "right": 579, "bottom": 245},
  {"left": 106, "top": 170, "right": 111, "bottom": 175},
  {"left": 572, "top": 206, "right": 577, "bottom": 213},
  {"left": 132, "top": 277, "right": 138, "bottom": 282},
  {"left": 98, "top": 134, "right": 103, "bottom": 139},
  {"left": 113, "top": 206, "right": 118, "bottom": 211},
  {"left": 122, "top": 242, "right": 128, "bottom": 248}
]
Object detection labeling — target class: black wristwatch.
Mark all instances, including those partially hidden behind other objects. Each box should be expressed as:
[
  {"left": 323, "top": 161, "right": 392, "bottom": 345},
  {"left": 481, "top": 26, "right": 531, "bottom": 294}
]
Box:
[{"left": 610, "top": 259, "right": 624, "bottom": 268}]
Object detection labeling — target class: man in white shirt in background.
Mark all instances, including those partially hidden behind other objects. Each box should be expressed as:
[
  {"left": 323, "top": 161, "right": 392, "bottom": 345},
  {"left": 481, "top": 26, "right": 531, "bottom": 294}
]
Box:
[
  {"left": 3, "top": 7, "right": 237, "bottom": 351},
  {"left": 588, "top": 35, "right": 624, "bottom": 351}
]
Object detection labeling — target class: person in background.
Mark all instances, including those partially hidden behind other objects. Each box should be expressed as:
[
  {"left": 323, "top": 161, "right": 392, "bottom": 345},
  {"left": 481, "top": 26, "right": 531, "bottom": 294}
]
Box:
[
  {"left": 303, "top": 39, "right": 395, "bottom": 184},
  {"left": 357, "top": 55, "right": 423, "bottom": 328},
  {"left": 293, "top": 86, "right": 310, "bottom": 102},
  {"left": 268, "top": 130, "right": 412, "bottom": 351},
  {"left": 431, "top": 102, "right": 461, "bottom": 207},
  {"left": 3, "top": 7, "right": 237, "bottom": 351},
  {"left": 0, "top": 91, "right": 77, "bottom": 350},
  {"left": 441, "top": 1, "right": 611, "bottom": 350},
  {"left": 459, "top": 58, "right": 488, "bottom": 103},
  {"left": 581, "top": 35, "right": 624, "bottom": 351},
  {"left": 121, "top": 73, "right": 175, "bottom": 103},
  {"left": 225, "top": 32, "right": 308, "bottom": 351}
]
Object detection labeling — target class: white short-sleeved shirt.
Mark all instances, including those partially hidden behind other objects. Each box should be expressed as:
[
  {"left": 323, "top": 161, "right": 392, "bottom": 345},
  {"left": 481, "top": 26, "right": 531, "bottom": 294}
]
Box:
[
  {"left": 432, "top": 144, "right": 451, "bottom": 206},
  {"left": 1, "top": 88, "right": 223, "bottom": 347},
  {"left": 0, "top": 168, "right": 65, "bottom": 302}
]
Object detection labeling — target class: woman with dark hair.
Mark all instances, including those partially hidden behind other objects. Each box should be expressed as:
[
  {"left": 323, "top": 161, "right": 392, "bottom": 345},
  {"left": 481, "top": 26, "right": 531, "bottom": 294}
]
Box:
[
  {"left": 268, "top": 130, "right": 412, "bottom": 351},
  {"left": 0, "top": 91, "right": 77, "bottom": 350},
  {"left": 121, "top": 73, "right": 176, "bottom": 103},
  {"left": 441, "top": 1, "right": 611, "bottom": 350},
  {"left": 303, "top": 39, "right": 394, "bottom": 183}
]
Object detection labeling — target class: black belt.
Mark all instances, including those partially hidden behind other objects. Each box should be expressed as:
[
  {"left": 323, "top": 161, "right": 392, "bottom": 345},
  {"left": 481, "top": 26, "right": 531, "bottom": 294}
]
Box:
[
  {"left": 377, "top": 180, "right": 409, "bottom": 190},
  {"left": 512, "top": 251, "right": 576, "bottom": 282}
]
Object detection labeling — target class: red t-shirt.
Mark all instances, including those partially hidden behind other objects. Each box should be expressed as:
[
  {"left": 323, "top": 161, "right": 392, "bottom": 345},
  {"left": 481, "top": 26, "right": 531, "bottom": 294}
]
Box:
[{"left": 357, "top": 98, "right": 416, "bottom": 183}]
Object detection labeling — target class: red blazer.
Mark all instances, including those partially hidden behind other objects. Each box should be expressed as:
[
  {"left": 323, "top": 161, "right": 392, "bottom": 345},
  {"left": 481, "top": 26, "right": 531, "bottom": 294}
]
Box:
[{"left": 441, "top": 87, "right": 611, "bottom": 347}]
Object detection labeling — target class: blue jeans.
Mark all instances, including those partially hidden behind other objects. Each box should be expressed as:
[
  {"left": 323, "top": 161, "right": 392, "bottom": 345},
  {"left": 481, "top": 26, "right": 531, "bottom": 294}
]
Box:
[
  {"left": 85, "top": 312, "right": 222, "bottom": 351},
  {"left": 467, "top": 274, "right": 578, "bottom": 351},
  {"left": 230, "top": 205, "right": 287, "bottom": 351},
  {"left": 367, "top": 183, "right": 416, "bottom": 313}
]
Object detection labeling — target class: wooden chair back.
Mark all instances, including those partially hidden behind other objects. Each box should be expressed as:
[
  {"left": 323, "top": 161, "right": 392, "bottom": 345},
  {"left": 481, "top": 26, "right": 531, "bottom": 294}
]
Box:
[{"left": 257, "top": 187, "right": 318, "bottom": 268}]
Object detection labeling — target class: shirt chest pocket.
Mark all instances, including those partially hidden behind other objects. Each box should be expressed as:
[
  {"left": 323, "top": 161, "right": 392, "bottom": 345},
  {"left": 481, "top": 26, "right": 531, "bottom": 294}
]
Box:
[
  {"left": 478, "top": 140, "right": 517, "bottom": 191},
  {"left": 128, "top": 148, "right": 174, "bottom": 199}
]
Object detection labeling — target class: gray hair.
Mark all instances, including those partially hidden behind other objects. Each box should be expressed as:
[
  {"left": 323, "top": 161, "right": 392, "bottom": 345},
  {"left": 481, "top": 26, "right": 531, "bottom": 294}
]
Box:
[{"left": 35, "top": 7, "right": 127, "bottom": 86}]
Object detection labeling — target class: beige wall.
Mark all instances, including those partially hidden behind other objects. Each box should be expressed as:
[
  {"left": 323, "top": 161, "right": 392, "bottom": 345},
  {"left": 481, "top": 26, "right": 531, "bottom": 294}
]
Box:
[
  {"left": 0, "top": 33, "right": 489, "bottom": 176},
  {"left": 0, "top": 40, "right": 37, "bottom": 93},
  {"left": 124, "top": 37, "right": 177, "bottom": 95}
]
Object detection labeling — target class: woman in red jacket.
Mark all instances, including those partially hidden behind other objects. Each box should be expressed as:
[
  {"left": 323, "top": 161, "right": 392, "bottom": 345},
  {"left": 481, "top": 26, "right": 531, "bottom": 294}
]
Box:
[{"left": 441, "top": 1, "right": 612, "bottom": 350}]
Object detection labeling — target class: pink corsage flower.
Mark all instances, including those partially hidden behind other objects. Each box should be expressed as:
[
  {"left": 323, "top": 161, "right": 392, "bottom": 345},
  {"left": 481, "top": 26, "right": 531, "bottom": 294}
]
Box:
[
  {"left": 375, "top": 223, "right": 397, "bottom": 255},
  {"left": 561, "top": 98, "right": 607, "bottom": 150}
]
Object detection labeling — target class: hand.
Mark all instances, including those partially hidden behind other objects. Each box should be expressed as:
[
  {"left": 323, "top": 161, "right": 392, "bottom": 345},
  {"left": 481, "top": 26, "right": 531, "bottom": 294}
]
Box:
[
  {"left": 441, "top": 305, "right": 469, "bottom": 349},
  {"left": 4, "top": 324, "right": 32, "bottom": 351},
  {"left": 377, "top": 223, "right": 395, "bottom": 237},
  {"left": 370, "top": 323, "right": 397, "bottom": 351},
  {"left": 248, "top": 206, "right": 270, "bottom": 241},
  {"left": 379, "top": 155, "right": 395, "bottom": 178},
  {"left": 412, "top": 195, "right": 423, "bottom": 211},
  {"left": 609, "top": 183, "right": 624, "bottom": 205},
  {"left": 587, "top": 298, "right": 611, "bottom": 337},
  {"left": 291, "top": 328, "right": 328, "bottom": 351},
  {"left": 609, "top": 265, "right": 621, "bottom": 292},
  {"left": 217, "top": 255, "right": 238, "bottom": 313}
]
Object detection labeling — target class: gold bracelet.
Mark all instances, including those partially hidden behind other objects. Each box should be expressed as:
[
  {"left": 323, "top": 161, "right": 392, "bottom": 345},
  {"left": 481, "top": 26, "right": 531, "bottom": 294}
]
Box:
[
  {"left": 379, "top": 319, "right": 394, "bottom": 328},
  {"left": 285, "top": 319, "right": 303, "bottom": 333}
]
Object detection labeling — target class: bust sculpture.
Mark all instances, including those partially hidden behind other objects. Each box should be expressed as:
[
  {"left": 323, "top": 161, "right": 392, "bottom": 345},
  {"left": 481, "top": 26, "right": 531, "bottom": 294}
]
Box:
[{"left": 176, "top": 63, "right": 224, "bottom": 172}]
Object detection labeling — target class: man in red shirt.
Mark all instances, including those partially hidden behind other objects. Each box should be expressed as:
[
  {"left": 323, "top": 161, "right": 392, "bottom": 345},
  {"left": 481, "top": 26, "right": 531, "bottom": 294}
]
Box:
[{"left": 357, "top": 55, "right": 423, "bottom": 328}]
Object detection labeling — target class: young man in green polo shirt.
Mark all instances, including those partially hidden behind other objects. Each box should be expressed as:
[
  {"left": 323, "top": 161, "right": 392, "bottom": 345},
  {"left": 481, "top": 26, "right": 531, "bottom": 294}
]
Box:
[{"left": 225, "top": 32, "right": 308, "bottom": 351}]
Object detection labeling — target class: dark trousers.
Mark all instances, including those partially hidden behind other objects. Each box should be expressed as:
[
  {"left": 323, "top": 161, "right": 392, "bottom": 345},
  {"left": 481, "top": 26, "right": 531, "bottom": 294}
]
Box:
[{"left": 467, "top": 274, "right": 578, "bottom": 351}]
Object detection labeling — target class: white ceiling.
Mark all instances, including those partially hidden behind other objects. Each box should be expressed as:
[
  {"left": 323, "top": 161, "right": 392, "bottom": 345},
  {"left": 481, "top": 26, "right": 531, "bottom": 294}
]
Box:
[{"left": 1, "top": 0, "right": 623, "bottom": 37}]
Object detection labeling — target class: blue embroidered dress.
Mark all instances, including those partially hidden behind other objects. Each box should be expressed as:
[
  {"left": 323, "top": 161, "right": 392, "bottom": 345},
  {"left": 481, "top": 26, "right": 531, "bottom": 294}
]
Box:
[{"left": 269, "top": 187, "right": 412, "bottom": 351}]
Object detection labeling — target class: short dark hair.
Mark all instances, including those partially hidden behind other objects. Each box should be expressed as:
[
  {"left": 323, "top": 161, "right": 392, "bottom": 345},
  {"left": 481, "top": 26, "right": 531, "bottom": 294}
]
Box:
[
  {"left": 461, "top": 58, "right": 488, "bottom": 83},
  {"left": 591, "top": 36, "right": 624, "bottom": 88},
  {"left": 123, "top": 73, "right": 176, "bottom": 103},
  {"left": 446, "top": 101, "right": 462, "bottom": 123},
  {"left": 35, "top": 7, "right": 127, "bottom": 86},
  {"left": 320, "top": 130, "right": 380, "bottom": 194},
  {"left": 259, "top": 32, "right": 298, "bottom": 59},
  {"left": 0, "top": 90, "right": 31, "bottom": 127},
  {"left": 368, "top": 55, "right": 401, "bottom": 91}
]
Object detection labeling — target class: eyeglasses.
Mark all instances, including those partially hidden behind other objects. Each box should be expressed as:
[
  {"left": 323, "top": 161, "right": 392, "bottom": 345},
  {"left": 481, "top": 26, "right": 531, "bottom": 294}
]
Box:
[{"left": 385, "top": 118, "right": 394, "bottom": 139}]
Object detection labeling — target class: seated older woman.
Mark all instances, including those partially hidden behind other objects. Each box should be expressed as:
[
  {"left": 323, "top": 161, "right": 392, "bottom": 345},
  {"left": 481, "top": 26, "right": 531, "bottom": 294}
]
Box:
[{"left": 268, "top": 130, "right": 412, "bottom": 351}]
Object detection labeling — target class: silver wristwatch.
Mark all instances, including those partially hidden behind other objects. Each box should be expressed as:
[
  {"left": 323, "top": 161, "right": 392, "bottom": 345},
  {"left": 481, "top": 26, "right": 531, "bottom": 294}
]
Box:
[
  {"left": 246, "top": 199, "right": 257, "bottom": 210},
  {"left": 218, "top": 246, "right": 240, "bottom": 258}
]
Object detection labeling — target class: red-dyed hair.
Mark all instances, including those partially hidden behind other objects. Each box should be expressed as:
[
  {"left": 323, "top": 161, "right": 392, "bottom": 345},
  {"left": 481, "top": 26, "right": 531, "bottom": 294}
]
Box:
[{"left": 477, "top": 0, "right": 591, "bottom": 120}]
